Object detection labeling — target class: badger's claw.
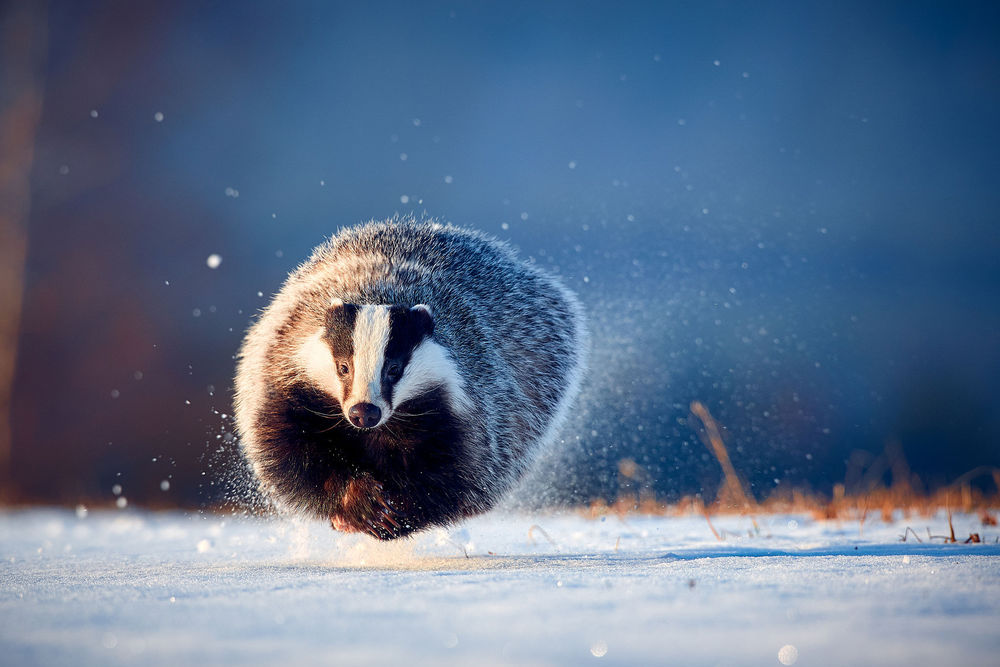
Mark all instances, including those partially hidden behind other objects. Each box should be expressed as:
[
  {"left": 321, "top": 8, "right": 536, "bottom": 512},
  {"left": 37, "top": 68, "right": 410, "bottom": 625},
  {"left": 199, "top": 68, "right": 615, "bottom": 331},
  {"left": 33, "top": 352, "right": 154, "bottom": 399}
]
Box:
[
  {"left": 379, "top": 507, "right": 401, "bottom": 529},
  {"left": 365, "top": 504, "right": 402, "bottom": 539}
]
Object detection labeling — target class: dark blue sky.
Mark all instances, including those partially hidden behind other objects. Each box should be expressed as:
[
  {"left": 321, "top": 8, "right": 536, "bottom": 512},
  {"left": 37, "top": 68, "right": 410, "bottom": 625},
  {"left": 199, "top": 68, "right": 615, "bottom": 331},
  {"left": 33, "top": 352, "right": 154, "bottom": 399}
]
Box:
[{"left": 14, "top": 0, "right": 1000, "bottom": 505}]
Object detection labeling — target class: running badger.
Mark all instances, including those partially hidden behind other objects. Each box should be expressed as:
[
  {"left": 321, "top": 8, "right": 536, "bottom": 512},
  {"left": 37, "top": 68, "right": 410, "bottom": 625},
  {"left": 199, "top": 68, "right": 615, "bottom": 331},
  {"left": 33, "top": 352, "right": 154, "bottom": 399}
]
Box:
[{"left": 234, "top": 220, "right": 587, "bottom": 539}]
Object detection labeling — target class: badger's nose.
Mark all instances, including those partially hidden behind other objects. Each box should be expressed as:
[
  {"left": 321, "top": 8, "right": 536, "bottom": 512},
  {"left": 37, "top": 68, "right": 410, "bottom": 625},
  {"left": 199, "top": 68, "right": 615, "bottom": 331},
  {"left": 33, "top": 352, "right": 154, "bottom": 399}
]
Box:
[{"left": 348, "top": 402, "right": 382, "bottom": 428}]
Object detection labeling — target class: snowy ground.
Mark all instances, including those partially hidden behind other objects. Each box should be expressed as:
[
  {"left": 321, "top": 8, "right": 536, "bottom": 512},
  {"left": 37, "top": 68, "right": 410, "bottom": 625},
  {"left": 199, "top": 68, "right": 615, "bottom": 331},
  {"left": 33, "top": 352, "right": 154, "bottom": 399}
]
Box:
[{"left": 2, "top": 508, "right": 998, "bottom": 666}]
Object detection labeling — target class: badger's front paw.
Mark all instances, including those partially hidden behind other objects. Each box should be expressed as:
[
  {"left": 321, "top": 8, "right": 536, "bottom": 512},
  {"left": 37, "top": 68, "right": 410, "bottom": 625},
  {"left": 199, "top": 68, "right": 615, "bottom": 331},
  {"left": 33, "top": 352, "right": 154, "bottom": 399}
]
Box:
[{"left": 329, "top": 475, "right": 404, "bottom": 540}]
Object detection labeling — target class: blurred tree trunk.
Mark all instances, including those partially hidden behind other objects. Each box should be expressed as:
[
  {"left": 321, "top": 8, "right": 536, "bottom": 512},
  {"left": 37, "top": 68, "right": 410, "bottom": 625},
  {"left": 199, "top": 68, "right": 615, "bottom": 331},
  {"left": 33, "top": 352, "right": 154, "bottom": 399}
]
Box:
[{"left": 0, "top": 1, "right": 48, "bottom": 501}]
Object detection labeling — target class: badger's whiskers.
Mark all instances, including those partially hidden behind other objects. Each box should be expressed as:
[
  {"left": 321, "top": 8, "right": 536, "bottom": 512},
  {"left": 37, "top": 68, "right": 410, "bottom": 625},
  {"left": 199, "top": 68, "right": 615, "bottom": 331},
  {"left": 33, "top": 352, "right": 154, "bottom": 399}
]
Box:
[
  {"left": 302, "top": 405, "right": 344, "bottom": 420},
  {"left": 392, "top": 408, "right": 439, "bottom": 419}
]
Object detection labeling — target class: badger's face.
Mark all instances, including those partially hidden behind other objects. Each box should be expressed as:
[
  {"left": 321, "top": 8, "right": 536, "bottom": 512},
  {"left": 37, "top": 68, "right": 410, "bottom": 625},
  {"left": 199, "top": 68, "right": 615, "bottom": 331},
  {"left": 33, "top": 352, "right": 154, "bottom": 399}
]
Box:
[{"left": 297, "top": 298, "right": 466, "bottom": 428}]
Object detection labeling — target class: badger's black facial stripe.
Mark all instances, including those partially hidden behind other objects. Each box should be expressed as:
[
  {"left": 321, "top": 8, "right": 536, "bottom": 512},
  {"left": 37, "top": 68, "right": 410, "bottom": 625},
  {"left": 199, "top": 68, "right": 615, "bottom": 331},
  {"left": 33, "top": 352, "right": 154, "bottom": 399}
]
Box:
[
  {"left": 324, "top": 302, "right": 358, "bottom": 358},
  {"left": 381, "top": 306, "right": 433, "bottom": 405}
]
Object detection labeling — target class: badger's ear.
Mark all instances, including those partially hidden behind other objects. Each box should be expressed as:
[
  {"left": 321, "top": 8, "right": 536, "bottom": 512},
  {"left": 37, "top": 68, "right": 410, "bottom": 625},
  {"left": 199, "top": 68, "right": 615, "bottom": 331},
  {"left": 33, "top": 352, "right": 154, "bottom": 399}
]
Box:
[{"left": 411, "top": 304, "right": 434, "bottom": 337}]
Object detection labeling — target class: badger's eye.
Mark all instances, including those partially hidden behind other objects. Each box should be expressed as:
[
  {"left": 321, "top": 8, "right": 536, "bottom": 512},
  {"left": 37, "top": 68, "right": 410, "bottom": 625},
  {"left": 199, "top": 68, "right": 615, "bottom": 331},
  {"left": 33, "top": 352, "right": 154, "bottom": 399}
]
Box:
[
  {"left": 384, "top": 362, "right": 403, "bottom": 381},
  {"left": 337, "top": 363, "right": 350, "bottom": 376}
]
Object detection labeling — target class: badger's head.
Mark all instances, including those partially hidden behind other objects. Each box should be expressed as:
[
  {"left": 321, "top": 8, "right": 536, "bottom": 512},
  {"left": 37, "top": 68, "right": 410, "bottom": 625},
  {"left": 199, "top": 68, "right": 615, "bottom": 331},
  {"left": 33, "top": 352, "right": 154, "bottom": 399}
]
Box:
[{"left": 296, "top": 298, "right": 468, "bottom": 428}]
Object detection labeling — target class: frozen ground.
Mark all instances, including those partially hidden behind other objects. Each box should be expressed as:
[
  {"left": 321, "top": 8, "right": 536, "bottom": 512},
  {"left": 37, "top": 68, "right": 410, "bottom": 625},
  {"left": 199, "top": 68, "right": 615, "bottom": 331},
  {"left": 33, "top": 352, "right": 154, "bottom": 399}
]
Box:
[{"left": 1, "top": 508, "right": 998, "bottom": 666}]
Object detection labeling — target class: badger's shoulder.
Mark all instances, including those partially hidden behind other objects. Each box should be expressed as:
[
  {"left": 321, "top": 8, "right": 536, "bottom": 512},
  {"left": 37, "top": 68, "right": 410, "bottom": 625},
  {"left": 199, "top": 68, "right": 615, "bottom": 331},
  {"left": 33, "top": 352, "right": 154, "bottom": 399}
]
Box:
[{"left": 307, "top": 219, "right": 519, "bottom": 286}]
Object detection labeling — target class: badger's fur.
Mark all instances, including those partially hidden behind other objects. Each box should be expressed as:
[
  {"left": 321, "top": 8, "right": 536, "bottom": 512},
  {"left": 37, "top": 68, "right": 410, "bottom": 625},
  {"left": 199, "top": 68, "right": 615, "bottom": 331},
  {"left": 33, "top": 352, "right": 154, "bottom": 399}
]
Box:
[{"left": 234, "top": 219, "right": 587, "bottom": 539}]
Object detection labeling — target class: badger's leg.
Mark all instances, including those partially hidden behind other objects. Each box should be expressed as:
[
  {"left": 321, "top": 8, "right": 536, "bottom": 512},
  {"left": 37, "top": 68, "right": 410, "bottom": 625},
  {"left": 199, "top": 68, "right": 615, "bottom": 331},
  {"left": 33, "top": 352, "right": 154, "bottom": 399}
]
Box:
[{"left": 329, "top": 474, "right": 405, "bottom": 540}]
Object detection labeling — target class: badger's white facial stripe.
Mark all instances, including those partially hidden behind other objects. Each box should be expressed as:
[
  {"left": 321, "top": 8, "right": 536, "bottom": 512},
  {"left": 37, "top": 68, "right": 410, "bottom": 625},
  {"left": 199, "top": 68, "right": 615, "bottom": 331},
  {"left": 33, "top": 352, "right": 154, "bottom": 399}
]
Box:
[
  {"left": 349, "top": 305, "right": 391, "bottom": 411},
  {"left": 392, "top": 339, "right": 472, "bottom": 414},
  {"left": 297, "top": 328, "right": 338, "bottom": 392}
]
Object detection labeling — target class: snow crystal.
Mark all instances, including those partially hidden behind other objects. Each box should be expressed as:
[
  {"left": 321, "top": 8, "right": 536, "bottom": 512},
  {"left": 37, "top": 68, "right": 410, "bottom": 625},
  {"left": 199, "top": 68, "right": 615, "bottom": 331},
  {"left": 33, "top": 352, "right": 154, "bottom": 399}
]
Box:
[
  {"left": 590, "top": 640, "right": 608, "bottom": 657},
  {"left": 568, "top": 160, "right": 577, "bottom": 169},
  {"left": 115, "top": 497, "right": 127, "bottom": 509},
  {"left": 778, "top": 644, "right": 799, "bottom": 665},
  {"left": 206, "top": 254, "right": 222, "bottom": 269},
  {"left": 153, "top": 111, "right": 164, "bottom": 122},
  {"left": 160, "top": 480, "right": 170, "bottom": 491},
  {"left": 400, "top": 195, "right": 410, "bottom": 204},
  {"left": 399, "top": 153, "right": 408, "bottom": 161},
  {"left": 89, "top": 109, "right": 99, "bottom": 118},
  {"left": 444, "top": 175, "right": 453, "bottom": 184},
  {"left": 109, "top": 389, "right": 120, "bottom": 399}
]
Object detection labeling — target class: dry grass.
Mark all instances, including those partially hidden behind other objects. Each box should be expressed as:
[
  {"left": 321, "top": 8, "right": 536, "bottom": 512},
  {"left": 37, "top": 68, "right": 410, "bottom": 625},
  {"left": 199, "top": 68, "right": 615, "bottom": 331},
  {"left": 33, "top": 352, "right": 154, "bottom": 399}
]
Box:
[{"left": 586, "top": 401, "right": 1000, "bottom": 532}]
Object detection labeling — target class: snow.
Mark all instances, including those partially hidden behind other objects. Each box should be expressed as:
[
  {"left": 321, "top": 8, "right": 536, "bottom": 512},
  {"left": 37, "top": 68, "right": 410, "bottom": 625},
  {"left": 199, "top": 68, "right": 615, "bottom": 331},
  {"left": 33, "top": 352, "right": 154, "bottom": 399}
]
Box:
[{"left": 2, "top": 509, "right": 998, "bottom": 665}]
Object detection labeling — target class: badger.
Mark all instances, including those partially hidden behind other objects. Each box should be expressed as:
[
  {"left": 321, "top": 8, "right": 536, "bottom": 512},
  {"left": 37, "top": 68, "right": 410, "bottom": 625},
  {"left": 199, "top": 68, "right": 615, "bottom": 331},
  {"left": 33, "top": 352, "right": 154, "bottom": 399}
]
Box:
[{"left": 234, "top": 219, "right": 587, "bottom": 539}]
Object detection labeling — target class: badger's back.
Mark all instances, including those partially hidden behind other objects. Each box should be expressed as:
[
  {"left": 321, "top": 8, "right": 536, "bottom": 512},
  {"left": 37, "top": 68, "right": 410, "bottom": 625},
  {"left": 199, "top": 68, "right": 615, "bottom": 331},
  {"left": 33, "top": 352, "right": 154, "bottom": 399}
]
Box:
[{"left": 235, "top": 219, "right": 587, "bottom": 538}]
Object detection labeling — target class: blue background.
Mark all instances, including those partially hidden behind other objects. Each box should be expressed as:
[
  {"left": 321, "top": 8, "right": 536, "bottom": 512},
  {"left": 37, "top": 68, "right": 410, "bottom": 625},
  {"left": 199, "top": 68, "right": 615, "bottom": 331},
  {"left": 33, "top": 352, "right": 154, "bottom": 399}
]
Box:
[{"left": 13, "top": 0, "right": 1000, "bottom": 506}]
